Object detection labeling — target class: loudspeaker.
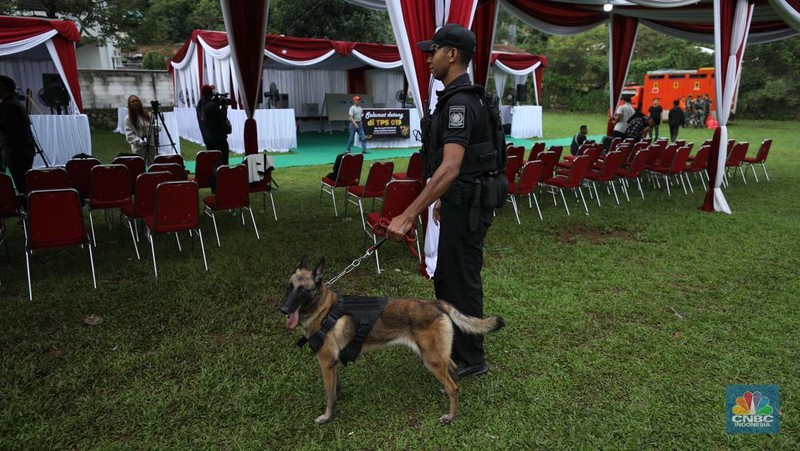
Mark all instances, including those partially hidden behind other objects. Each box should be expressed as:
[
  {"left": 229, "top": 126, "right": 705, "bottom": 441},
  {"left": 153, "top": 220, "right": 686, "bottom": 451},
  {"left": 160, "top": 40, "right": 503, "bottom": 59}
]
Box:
[
  {"left": 41, "top": 73, "right": 69, "bottom": 107},
  {"left": 516, "top": 84, "right": 527, "bottom": 102}
]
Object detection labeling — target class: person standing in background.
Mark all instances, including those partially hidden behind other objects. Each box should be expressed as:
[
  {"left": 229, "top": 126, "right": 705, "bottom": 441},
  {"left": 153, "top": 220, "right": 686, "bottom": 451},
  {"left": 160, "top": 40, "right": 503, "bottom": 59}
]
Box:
[
  {"left": 0, "top": 75, "right": 35, "bottom": 194},
  {"left": 124, "top": 95, "right": 157, "bottom": 164},
  {"left": 668, "top": 99, "right": 686, "bottom": 143},
  {"left": 345, "top": 95, "right": 368, "bottom": 154},
  {"left": 648, "top": 98, "right": 663, "bottom": 141},
  {"left": 196, "top": 84, "right": 231, "bottom": 165},
  {"left": 612, "top": 95, "right": 635, "bottom": 140}
]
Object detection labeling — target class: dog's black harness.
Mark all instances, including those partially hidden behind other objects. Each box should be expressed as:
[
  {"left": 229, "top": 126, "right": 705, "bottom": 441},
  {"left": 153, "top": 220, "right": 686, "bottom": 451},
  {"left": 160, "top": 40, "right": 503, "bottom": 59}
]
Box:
[{"left": 296, "top": 294, "right": 387, "bottom": 364}]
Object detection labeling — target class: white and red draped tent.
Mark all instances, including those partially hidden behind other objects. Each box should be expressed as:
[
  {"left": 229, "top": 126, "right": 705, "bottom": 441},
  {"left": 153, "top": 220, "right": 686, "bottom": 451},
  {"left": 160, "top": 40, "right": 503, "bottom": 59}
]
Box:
[
  {"left": 168, "top": 27, "right": 544, "bottom": 154},
  {"left": 0, "top": 15, "right": 83, "bottom": 114},
  {"left": 0, "top": 15, "right": 90, "bottom": 166}
]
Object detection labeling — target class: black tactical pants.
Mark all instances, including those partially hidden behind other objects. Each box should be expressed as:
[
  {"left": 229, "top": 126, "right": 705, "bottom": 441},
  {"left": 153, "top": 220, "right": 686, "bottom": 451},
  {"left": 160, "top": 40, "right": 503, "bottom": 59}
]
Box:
[{"left": 434, "top": 200, "right": 494, "bottom": 366}]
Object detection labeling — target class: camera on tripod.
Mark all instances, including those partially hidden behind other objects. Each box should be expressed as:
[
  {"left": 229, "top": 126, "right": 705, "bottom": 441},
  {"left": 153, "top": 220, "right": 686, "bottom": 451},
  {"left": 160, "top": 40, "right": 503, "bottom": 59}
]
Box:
[
  {"left": 150, "top": 99, "right": 161, "bottom": 112},
  {"left": 211, "top": 92, "right": 230, "bottom": 108}
]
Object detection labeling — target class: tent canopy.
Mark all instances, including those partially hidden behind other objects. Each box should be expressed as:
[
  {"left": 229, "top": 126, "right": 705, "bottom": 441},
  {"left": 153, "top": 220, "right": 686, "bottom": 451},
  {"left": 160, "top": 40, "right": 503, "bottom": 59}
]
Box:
[
  {"left": 0, "top": 15, "right": 83, "bottom": 113},
  {"left": 168, "top": 29, "right": 545, "bottom": 110}
]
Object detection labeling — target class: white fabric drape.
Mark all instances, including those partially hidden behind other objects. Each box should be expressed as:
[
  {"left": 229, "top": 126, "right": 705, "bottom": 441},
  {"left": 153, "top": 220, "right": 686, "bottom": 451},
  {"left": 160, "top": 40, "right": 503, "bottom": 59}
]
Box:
[
  {"left": 0, "top": 30, "right": 58, "bottom": 55},
  {"left": 263, "top": 68, "right": 347, "bottom": 111},
  {"left": 385, "top": 2, "right": 423, "bottom": 117},
  {"left": 30, "top": 115, "right": 91, "bottom": 166},
  {"left": 173, "top": 107, "right": 296, "bottom": 153},
  {"left": 710, "top": 0, "right": 754, "bottom": 214},
  {"left": 493, "top": 69, "right": 508, "bottom": 105},
  {"left": 265, "top": 49, "right": 337, "bottom": 67},
  {"left": 365, "top": 69, "right": 405, "bottom": 107},
  {"left": 769, "top": 0, "right": 800, "bottom": 30}
]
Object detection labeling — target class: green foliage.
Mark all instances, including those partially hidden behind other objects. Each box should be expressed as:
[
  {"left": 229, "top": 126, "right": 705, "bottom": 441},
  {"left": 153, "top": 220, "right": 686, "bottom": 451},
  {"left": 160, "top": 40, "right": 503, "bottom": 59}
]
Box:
[
  {"left": 268, "top": 0, "right": 393, "bottom": 44},
  {"left": 737, "top": 36, "right": 800, "bottom": 120},
  {"left": 140, "top": 51, "right": 167, "bottom": 70}
]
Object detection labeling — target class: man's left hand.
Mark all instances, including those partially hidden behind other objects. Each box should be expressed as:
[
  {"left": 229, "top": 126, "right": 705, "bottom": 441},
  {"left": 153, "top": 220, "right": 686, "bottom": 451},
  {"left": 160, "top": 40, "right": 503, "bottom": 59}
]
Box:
[{"left": 386, "top": 213, "right": 414, "bottom": 242}]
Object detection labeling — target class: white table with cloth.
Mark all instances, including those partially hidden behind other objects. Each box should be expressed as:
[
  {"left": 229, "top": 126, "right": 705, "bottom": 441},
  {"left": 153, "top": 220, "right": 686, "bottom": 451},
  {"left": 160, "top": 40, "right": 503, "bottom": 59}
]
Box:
[
  {"left": 115, "top": 107, "right": 182, "bottom": 156},
  {"left": 30, "top": 114, "right": 92, "bottom": 167},
  {"left": 510, "top": 105, "right": 543, "bottom": 139},
  {"left": 173, "top": 107, "right": 297, "bottom": 153}
]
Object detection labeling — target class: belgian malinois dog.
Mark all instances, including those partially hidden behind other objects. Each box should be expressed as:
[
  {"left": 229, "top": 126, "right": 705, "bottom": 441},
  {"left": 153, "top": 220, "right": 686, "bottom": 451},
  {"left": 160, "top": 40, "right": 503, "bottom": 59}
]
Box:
[{"left": 280, "top": 257, "right": 505, "bottom": 425}]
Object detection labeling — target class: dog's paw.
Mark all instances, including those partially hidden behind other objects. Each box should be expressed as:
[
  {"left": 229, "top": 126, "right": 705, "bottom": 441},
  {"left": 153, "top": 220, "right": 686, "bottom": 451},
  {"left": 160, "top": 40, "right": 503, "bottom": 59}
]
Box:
[
  {"left": 439, "top": 413, "right": 454, "bottom": 425},
  {"left": 315, "top": 414, "right": 331, "bottom": 424}
]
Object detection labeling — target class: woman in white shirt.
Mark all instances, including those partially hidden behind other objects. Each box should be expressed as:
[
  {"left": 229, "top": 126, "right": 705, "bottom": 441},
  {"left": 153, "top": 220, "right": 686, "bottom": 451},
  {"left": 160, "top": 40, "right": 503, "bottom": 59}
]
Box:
[{"left": 124, "top": 95, "right": 157, "bottom": 164}]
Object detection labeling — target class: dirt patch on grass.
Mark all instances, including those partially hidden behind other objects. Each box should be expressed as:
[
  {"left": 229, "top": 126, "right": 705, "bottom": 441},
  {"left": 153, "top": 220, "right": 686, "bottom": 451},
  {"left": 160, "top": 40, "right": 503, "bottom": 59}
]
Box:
[{"left": 560, "top": 224, "right": 634, "bottom": 245}]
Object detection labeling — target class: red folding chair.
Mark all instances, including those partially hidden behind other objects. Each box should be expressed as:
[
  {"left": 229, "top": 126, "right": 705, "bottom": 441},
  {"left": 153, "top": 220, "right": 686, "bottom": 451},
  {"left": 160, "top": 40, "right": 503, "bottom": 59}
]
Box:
[
  {"left": 149, "top": 162, "right": 186, "bottom": 181},
  {"left": 542, "top": 154, "right": 593, "bottom": 216},
  {"left": 320, "top": 153, "right": 364, "bottom": 216},
  {"left": 725, "top": 141, "right": 750, "bottom": 185},
  {"left": 120, "top": 171, "right": 174, "bottom": 260},
  {"left": 153, "top": 154, "right": 185, "bottom": 167},
  {"left": 345, "top": 161, "right": 394, "bottom": 230},
  {"left": 507, "top": 146, "right": 525, "bottom": 161},
  {"left": 24, "top": 188, "right": 96, "bottom": 300},
  {"left": 203, "top": 165, "right": 259, "bottom": 247},
  {"left": 247, "top": 164, "right": 278, "bottom": 221},
  {"left": 145, "top": 180, "right": 207, "bottom": 278},
  {"left": 193, "top": 150, "right": 222, "bottom": 189},
  {"left": 504, "top": 155, "right": 523, "bottom": 188},
  {"left": 88, "top": 164, "right": 131, "bottom": 247},
  {"left": 536, "top": 151, "right": 558, "bottom": 180},
  {"left": 684, "top": 144, "right": 710, "bottom": 192},
  {"left": 26, "top": 167, "right": 70, "bottom": 192},
  {"left": 742, "top": 138, "right": 772, "bottom": 182},
  {"left": 528, "top": 142, "right": 546, "bottom": 161},
  {"left": 365, "top": 179, "right": 423, "bottom": 273},
  {"left": 393, "top": 152, "right": 423, "bottom": 181},
  {"left": 616, "top": 148, "right": 650, "bottom": 201},
  {"left": 585, "top": 150, "right": 625, "bottom": 206},
  {"left": 508, "top": 160, "right": 544, "bottom": 223},
  {"left": 65, "top": 157, "right": 101, "bottom": 202},
  {"left": 651, "top": 145, "right": 692, "bottom": 196},
  {"left": 112, "top": 155, "right": 146, "bottom": 194}
]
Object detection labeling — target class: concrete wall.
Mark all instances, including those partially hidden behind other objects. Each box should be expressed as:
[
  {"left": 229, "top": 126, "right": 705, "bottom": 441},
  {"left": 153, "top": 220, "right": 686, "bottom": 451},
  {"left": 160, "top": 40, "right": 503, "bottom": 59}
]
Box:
[{"left": 79, "top": 70, "right": 173, "bottom": 110}]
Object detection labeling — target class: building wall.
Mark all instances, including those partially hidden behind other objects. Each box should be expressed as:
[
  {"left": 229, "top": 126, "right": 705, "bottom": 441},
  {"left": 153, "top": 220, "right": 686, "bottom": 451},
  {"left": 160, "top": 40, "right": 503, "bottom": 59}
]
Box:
[{"left": 79, "top": 70, "right": 174, "bottom": 110}]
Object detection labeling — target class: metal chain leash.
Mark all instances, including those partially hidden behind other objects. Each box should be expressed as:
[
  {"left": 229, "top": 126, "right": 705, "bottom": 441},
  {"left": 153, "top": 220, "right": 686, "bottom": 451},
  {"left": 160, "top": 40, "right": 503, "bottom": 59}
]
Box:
[{"left": 326, "top": 238, "right": 386, "bottom": 286}]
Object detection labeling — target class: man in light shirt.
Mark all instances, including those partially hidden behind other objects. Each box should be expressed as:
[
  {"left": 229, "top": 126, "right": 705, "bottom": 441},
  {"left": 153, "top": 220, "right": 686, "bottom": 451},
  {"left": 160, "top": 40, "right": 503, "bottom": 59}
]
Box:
[
  {"left": 612, "top": 94, "right": 635, "bottom": 140},
  {"left": 346, "top": 95, "right": 369, "bottom": 154}
]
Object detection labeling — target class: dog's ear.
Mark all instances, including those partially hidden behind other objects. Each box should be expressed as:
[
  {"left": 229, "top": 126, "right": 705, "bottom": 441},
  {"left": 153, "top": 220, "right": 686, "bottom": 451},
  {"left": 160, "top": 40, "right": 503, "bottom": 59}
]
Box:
[
  {"left": 313, "top": 258, "right": 325, "bottom": 284},
  {"left": 298, "top": 254, "right": 308, "bottom": 270}
]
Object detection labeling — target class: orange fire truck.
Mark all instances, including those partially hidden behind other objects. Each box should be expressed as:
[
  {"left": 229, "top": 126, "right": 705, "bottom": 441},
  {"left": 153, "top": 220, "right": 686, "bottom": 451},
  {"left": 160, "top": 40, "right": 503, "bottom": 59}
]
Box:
[{"left": 622, "top": 67, "right": 717, "bottom": 114}]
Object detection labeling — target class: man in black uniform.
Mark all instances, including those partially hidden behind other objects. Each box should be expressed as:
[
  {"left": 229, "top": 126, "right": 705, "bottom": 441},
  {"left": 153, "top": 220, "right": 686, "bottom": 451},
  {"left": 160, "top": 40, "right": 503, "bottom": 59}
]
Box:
[
  {"left": 196, "top": 84, "right": 231, "bottom": 165},
  {"left": 0, "top": 75, "right": 36, "bottom": 194},
  {"left": 647, "top": 98, "right": 663, "bottom": 141},
  {"left": 386, "top": 24, "right": 502, "bottom": 379}
]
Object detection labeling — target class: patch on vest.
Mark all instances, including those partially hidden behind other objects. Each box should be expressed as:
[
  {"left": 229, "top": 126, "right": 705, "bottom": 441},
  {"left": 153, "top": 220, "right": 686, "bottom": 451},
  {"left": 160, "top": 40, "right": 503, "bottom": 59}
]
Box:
[{"left": 448, "top": 106, "right": 465, "bottom": 129}]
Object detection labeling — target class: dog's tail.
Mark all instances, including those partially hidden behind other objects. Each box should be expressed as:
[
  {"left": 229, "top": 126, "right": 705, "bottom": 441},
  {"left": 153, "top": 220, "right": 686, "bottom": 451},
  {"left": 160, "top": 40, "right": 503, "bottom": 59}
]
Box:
[{"left": 434, "top": 300, "right": 505, "bottom": 335}]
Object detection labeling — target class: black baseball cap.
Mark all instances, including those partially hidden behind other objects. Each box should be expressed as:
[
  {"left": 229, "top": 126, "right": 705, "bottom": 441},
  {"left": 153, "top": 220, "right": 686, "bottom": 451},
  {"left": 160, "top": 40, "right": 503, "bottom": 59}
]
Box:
[{"left": 417, "top": 23, "right": 476, "bottom": 53}]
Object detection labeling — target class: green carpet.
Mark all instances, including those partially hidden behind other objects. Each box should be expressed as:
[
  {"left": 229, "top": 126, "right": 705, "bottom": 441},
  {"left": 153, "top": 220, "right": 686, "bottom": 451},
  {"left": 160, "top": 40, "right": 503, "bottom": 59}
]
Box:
[{"left": 183, "top": 131, "right": 605, "bottom": 172}]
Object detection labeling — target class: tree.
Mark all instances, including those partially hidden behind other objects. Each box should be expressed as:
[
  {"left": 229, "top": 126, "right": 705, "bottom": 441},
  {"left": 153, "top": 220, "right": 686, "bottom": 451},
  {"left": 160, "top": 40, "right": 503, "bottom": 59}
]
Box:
[
  {"left": 267, "top": 0, "right": 393, "bottom": 44},
  {"left": 737, "top": 36, "right": 800, "bottom": 119}
]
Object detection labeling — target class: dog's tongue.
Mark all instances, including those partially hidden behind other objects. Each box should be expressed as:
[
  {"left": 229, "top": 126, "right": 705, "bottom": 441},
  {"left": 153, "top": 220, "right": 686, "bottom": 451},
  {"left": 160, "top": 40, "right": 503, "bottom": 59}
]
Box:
[{"left": 286, "top": 309, "right": 300, "bottom": 330}]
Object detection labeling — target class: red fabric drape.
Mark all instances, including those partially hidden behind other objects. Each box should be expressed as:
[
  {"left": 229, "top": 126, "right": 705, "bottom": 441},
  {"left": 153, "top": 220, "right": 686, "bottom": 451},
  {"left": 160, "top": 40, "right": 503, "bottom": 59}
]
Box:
[
  {"left": 265, "top": 34, "right": 335, "bottom": 61},
  {"left": 347, "top": 67, "right": 367, "bottom": 94},
  {"left": 504, "top": 0, "right": 606, "bottom": 27},
  {"left": 51, "top": 36, "right": 83, "bottom": 112},
  {"left": 472, "top": 0, "right": 499, "bottom": 87},
  {"left": 352, "top": 42, "right": 403, "bottom": 63},
  {"left": 701, "top": 126, "right": 723, "bottom": 211},
  {"left": 399, "top": 0, "right": 436, "bottom": 107},
  {"left": 609, "top": 14, "right": 639, "bottom": 111},
  {"left": 222, "top": 0, "right": 269, "bottom": 155}
]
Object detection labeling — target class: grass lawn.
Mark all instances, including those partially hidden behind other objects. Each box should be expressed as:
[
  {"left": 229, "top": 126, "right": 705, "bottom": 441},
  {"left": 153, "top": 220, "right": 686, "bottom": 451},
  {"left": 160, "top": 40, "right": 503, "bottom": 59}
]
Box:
[{"left": 1, "top": 113, "right": 798, "bottom": 448}]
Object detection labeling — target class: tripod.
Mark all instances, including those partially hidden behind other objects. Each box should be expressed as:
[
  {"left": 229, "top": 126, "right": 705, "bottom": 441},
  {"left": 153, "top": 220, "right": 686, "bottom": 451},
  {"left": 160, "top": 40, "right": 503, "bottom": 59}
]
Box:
[
  {"left": 143, "top": 100, "right": 178, "bottom": 164},
  {"left": 28, "top": 119, "right": 50, "bottom": 168}
]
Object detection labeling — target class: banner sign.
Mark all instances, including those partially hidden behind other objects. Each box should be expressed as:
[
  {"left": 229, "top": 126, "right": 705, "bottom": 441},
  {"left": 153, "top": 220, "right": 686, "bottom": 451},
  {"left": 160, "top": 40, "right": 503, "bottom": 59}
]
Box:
[{"left": 363, "top": 109, "right": 410, "bottom": 139}]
